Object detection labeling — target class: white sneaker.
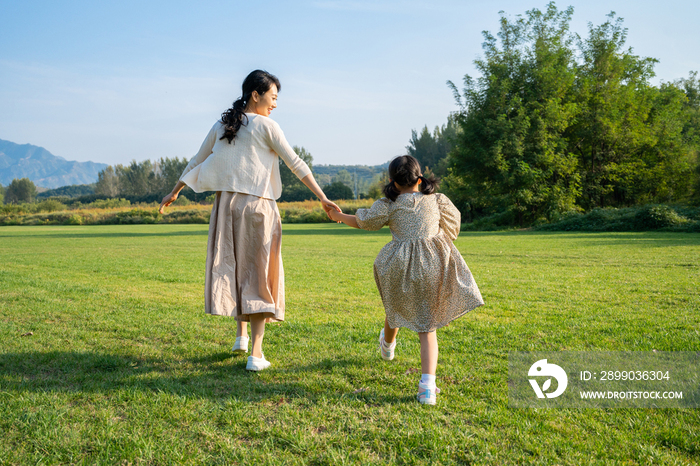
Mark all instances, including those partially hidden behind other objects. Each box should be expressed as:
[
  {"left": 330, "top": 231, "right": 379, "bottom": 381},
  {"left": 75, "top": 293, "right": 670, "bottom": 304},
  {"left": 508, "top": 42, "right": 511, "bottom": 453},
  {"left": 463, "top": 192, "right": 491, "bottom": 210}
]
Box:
[
  {"left": 417, "top": 383, "right": 441, "bottom": 405},
  {"left": 232, "top": 336, "right": 249, "bottom": 353},
  {"left": 379, "top": 329, "right": 395, "bottom": 361},
  {"left": 246, "top": 354, "right": 271, "bottom": 371}
]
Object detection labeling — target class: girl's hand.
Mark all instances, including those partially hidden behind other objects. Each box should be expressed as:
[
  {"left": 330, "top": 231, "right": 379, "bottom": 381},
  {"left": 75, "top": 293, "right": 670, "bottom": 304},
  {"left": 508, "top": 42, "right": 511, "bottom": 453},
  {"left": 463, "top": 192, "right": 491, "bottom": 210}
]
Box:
[
  {"left": 326, "top": 204, "right": 343, "bottom": 224},
  {"left": 159, "top": 191, "right": 178, "bottom": 214},
  {"left": 321, "top": 198, "right": 341, "bottom": 220}
]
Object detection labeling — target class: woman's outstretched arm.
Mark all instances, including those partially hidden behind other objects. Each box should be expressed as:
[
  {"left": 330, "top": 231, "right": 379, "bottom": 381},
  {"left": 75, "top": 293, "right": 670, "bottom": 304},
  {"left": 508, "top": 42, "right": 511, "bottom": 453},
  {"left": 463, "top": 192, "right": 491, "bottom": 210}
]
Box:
[
  {"left": 300, "top": 173, "right": 341, "bottom": 217},
  {"left": 265, "top": 120, "right": 339, "bottom": 218}
]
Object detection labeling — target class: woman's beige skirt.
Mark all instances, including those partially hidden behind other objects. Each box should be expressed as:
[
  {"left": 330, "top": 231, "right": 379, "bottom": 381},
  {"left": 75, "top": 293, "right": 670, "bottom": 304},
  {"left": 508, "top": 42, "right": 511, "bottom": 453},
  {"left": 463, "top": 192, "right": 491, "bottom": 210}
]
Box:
[{"left": 205, "top": 191, "right": 284, "bottom": 323}]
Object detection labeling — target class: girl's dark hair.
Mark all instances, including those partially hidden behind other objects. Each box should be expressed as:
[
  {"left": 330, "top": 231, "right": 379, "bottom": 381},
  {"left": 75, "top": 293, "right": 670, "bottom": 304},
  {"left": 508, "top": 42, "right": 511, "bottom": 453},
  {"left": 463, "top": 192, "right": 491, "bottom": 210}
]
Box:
[
  {"left": 382, "top": 155, "right": 439, "bottom": 201},
  {"left": 220, "top": 70, "right": 281, "bottom": 143}
]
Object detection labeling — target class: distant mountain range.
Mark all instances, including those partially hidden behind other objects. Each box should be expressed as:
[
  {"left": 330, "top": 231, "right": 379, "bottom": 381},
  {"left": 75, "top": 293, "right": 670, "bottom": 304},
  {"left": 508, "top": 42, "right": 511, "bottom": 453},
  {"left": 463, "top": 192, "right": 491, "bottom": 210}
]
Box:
[{"left": 0, "top": 139, "right": 107, "bottom": 189}]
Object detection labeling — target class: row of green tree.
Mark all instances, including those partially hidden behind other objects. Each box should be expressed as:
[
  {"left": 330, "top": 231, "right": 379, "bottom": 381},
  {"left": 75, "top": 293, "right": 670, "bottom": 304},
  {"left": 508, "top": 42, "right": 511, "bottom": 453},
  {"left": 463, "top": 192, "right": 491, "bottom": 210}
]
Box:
[
  {"left": 407, "top": 3, "right": 700, "bottom": 226},
  {"left": 87, "top": 146, "right": 356, "bottom": 203},
  {"left": 0, "top": 151, "right": 365, "bottom": 206}
]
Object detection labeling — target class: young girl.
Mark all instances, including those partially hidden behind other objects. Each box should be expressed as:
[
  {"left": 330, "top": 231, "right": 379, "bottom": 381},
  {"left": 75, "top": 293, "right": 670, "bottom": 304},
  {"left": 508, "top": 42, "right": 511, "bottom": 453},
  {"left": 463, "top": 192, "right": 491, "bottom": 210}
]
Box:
[{"left": 328, "top": 155, "right": 484, "bottom": 404}]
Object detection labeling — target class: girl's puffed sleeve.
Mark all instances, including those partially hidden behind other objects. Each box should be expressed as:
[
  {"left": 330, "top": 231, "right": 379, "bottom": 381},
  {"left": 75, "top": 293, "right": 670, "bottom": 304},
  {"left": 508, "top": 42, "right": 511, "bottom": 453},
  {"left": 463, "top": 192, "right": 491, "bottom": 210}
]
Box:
[
  {"left": 356, "top": 198, "right": 391, "bottom": 231},
  {"left": 436, "top": 193, "right": 461, "bottom": 241}
]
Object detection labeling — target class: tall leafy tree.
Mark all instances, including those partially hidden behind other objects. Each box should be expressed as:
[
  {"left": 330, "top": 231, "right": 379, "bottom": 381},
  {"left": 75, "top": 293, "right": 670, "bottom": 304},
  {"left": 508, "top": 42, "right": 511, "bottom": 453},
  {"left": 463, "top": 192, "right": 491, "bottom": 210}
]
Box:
[
  {"left": 116, "top": 160, "right": 154, "bottom": 197},
  {"left": 0, "top": 184, "right": 4, "bottom": 204},
  {"left": 446, "top": 3, "right": 700, "bottom": 225},
  {"left": 678, "top": 72, "right": 700, "bottom": 145},
  {"left": 323, "top": 181, "right": 354, "bottom": 200},
  {"left": 569, "top": 13, "right": 658, "bottom": 208},
  {"left": 567, "top": 14, "right": 698, "bottom": 207},
  {"left": 675, "top": 72, "right": 700, "bottom": 202},
  {"left": 95, "top": 166, "right": 120, "bottom": 197},
  {"left": 632, "top": 82, "right": 697, "bottom": 204},
  {"left": 155, "top": 157, "right": 189, "bottom": 195},
  {"left": 407, "top": 114, "right": 459, "bottom": 177},
  {"left": 447, "top": 3, "right": 580, "bottom": 225},
  {"left": 4, "top": 178, "right": 37, "bottom": 204},
  {"left": 95, "top": 157, "right": 191, "bottom": 198}
]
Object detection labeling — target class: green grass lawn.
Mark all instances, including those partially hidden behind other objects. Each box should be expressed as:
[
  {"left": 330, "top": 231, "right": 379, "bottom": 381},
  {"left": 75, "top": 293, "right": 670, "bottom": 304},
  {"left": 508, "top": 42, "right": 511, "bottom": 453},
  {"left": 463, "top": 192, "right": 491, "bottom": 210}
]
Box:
[{"left": 0, "top": 224, "right": 698, "bottom": 465}]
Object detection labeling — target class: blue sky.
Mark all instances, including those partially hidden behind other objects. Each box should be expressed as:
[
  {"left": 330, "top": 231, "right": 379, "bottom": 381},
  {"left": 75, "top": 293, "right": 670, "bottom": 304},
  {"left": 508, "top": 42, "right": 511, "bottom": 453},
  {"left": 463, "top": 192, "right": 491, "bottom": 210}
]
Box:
[{"left": 1, "top": 0, "right": 699, "bottom": 167}]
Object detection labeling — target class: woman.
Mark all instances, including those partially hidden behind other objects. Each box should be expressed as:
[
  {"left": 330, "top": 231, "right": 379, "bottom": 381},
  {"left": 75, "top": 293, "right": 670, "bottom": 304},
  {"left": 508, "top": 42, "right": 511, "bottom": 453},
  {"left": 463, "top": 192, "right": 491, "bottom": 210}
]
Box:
[{"left": 159, "top": 70, "right": 339, "bottom": 371}]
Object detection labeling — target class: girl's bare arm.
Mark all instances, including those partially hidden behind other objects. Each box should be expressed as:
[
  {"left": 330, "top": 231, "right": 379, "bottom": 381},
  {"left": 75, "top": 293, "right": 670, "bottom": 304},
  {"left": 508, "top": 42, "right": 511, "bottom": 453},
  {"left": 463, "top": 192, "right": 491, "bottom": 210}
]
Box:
[{"left": 329, "top": 210, "right": 360, "bottom": 229}]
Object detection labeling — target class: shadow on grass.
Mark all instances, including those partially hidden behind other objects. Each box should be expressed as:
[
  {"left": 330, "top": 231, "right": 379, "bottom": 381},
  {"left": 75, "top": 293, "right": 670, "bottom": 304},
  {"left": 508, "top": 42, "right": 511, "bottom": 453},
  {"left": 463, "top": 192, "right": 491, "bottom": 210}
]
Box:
[
  {"left": 0, "top": 230, "right": 210, "bottom": 239},
  {"left": 0, "top": 350, "right": 410, "bottom": 405}
]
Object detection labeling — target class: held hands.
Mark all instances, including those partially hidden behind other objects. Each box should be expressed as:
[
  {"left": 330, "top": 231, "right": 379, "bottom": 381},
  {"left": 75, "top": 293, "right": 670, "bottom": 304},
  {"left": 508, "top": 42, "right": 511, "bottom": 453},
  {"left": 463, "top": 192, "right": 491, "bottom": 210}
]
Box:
[
  {"left": 321, "top": 198, "right": 342, "bottom": 222},
  {"left": 327, "top": 208, "right": 342, "bottom": 223}
]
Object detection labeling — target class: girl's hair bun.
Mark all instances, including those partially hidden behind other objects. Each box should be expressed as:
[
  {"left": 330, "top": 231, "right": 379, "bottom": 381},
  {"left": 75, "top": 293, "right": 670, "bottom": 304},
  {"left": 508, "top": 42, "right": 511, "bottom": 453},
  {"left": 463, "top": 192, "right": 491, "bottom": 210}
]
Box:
[{"left": 382, "top": 155, "right": 439, "bottom": 201}]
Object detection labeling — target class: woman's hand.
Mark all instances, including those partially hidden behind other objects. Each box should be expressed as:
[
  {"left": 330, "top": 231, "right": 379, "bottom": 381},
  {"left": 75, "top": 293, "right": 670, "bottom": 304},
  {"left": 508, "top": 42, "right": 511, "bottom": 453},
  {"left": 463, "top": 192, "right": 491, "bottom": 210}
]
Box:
[
  {"left": 298, "top": 175, "right": 341, "bottom": 220},
  {"left": 320, "top": 198, "right": 341, "bottom": 221},
  {"left": 159, "top": 181, "right": 187, "bottom": 214},
  {"left": 159, "top": 191, "right": 178, "bottom": 214}
]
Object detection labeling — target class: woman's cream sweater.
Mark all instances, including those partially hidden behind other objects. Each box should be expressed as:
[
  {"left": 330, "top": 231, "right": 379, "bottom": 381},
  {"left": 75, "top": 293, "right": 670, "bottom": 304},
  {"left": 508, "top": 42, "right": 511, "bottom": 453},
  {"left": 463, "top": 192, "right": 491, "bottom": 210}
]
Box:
[{"left": 179, "top": 113, "right": 312, "bottom": 200}]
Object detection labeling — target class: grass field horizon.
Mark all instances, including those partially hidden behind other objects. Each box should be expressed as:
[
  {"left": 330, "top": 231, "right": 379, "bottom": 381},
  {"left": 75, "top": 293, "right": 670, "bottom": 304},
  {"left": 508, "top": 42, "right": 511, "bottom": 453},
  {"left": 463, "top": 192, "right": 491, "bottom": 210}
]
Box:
[{"left": 1, "top": 224, "right": 698, "bottom": 464}]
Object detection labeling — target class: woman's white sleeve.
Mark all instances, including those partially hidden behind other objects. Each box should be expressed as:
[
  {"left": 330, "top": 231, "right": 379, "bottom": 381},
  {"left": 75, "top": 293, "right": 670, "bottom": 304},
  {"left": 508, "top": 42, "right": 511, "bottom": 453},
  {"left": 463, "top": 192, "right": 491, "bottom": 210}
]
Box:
[
  {"left": 266, "top": 121, "right": 312, "bottom": 180},
  {"left": 436, "top": 193, "right": 461, "bottom": 241},
  {"left": 179, "top": 122, "right": 219, "bottom": 180}
]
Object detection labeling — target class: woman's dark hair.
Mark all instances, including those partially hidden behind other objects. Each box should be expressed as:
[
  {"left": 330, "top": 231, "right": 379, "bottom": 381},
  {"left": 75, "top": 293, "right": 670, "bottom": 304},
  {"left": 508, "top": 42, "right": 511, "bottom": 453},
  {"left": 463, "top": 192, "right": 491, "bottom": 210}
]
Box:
[
  {"left": 220, "top": 70, "right": 281, "bottom": 143},
  {"left": 382, "top": 155, "right": 439, "bottom": 201}
]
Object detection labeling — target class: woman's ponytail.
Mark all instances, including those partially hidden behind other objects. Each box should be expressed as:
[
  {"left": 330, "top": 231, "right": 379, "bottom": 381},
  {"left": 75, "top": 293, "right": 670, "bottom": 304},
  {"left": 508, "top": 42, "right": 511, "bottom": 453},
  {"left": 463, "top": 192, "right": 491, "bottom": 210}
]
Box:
[{"left": 220, "top": 97, "right": 249, "bottom": 143}]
